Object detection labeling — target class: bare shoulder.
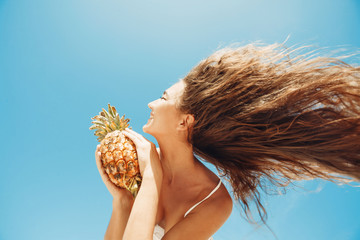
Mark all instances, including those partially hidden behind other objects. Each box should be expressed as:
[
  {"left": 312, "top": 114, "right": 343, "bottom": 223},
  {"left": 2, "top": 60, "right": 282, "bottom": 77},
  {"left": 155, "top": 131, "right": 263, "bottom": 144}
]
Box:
[
  {"left": 210, "top": 182, "right": 233, "bottom": 218},
  {"left": 162, "top": 181, "right": 233, "bottom": 240},
  {"left": 198, "top": 182, "right": 233, "bottom": 224}
]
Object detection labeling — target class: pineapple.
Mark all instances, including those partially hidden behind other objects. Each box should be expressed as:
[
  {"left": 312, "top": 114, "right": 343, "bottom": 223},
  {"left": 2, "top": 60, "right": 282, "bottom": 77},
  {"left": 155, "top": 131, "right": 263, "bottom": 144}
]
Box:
[{"left": 90, "top": 104, "right": 141, "bottom": 198}]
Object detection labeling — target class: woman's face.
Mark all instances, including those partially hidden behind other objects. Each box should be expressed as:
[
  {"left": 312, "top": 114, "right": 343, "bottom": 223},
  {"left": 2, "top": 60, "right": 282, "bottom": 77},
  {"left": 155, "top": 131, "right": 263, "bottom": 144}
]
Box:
[{"left": 143, "top": 80, "right": 186, "bottom": 137}]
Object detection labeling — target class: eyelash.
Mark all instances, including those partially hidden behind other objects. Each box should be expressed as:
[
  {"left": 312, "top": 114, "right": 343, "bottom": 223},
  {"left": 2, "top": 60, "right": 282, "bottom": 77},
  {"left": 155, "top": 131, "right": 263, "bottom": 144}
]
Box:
[{"left": 160, "top": 96, "right": 166, "bottom": 100}]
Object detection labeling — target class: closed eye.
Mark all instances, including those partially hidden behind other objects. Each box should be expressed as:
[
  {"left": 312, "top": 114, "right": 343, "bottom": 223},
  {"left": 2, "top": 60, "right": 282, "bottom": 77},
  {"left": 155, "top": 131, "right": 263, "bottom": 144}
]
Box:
[{"left": 160, "top": 96, "right": 166, "bottom": 100}]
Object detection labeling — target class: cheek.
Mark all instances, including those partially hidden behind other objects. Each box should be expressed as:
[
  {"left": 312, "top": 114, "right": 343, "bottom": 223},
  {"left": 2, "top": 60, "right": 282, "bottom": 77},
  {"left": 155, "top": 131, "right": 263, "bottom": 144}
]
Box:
[{"left": 160, "top": 109, "right": 180, "bottom": 127}]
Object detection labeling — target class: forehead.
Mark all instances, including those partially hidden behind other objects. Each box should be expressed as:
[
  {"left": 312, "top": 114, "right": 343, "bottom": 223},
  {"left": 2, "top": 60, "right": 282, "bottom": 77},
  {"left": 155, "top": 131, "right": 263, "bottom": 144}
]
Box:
[{"left": 165, "top": 80, "right": 185, "bottom": 98}]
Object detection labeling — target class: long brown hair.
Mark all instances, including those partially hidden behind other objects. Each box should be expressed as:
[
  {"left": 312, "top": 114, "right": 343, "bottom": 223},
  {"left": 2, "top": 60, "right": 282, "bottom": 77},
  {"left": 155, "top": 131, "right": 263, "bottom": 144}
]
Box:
[{"left": 178, "top": 43, "right": 360, "bottom": 223}]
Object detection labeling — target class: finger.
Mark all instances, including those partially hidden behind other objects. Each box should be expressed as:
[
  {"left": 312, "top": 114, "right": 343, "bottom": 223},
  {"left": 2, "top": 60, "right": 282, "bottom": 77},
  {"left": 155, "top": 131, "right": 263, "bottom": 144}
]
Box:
[
  {"left": 95, "top": 146, "right": 101, "bottom": 160},
  {"left": 122, "top": 130, "right": 143, "bottom": 146},
  {"left": 95, "top": 145, "right": 100, "bottom": 155},
  {"left": 94, "top": 148, "right": 122, "bottom": 194},
  {"left": 124, "top": 128, "right": 147, "bottom": 143},
  {"left": 123, "top": 128, "right": 144, "bottom": 142},
  {"left": 95, "top": 151, "right": 103, "bottom": 172},
  {"left": 95, "top": 149, "right": 106, "bottom": 176},
  {"left": 95, "top": 145, "right": 101, "bottom": 158},
  {"left": 95, "top": 151, "right": 113, "bottom": 184}
]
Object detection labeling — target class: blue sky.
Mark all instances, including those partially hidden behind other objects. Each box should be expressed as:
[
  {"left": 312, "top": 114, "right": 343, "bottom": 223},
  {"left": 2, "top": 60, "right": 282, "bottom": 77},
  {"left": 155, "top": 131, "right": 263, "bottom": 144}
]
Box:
[{"left": 1, "top": 0, "right": 359, "bottom": 239}]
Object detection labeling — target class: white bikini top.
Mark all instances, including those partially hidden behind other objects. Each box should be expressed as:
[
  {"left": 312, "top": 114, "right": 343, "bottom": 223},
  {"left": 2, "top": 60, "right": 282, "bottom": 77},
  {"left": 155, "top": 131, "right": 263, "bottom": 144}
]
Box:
[{"left": 153, "top": 178, "right": 222, "bottom": 240}]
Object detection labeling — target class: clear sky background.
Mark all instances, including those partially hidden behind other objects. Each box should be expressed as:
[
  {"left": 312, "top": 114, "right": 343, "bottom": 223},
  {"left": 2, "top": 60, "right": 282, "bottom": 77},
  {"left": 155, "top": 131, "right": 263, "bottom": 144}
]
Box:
[{"left": 1, "top": 0, "right": 360, "bottom": 239}]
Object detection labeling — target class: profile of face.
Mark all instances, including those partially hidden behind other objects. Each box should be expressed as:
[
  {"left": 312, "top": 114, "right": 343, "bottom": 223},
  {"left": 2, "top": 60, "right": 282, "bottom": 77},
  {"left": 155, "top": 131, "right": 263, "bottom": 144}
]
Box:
[{"left": 143, "top": 80, "right": 192, "bottom": 139}]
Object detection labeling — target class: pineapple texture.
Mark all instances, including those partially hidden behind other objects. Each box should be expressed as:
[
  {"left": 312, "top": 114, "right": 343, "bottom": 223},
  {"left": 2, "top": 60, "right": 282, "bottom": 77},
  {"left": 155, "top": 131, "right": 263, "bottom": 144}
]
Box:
[{"left": 90, "top": 104, "right": 141, "bottom": 198}]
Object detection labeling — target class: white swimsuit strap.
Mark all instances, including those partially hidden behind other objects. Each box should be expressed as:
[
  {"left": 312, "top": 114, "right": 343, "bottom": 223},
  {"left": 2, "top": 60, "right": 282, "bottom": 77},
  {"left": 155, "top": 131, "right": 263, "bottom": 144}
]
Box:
[{"left": 184, "top": 179, "right": 222, "bottom": 218}]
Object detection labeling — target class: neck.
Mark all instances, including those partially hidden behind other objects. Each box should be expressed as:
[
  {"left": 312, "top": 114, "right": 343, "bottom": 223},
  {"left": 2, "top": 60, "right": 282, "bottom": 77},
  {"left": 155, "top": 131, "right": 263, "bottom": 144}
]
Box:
[{"left": 156, "top": 136, "right": 199, "bottom": 186}]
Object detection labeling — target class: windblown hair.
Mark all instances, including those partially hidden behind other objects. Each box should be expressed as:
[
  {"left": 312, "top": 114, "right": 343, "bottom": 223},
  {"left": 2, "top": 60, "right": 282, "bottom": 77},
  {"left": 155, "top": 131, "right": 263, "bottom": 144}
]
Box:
[{"left": 178, "top": 43, "right": 360, "bottom": 223}]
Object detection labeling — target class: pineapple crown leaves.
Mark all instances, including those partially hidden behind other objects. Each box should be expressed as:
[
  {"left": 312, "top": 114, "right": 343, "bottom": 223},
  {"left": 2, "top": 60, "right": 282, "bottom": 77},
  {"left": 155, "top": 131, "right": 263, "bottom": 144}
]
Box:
[{"left": 89, "top": 103, "right": 130, "bottom": 142}]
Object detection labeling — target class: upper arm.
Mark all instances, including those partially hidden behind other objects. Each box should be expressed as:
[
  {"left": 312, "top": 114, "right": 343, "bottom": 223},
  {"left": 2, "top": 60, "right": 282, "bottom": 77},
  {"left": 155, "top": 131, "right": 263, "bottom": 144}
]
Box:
[{"left": 162, "top": 194, "right": 233, "bottom": 240}]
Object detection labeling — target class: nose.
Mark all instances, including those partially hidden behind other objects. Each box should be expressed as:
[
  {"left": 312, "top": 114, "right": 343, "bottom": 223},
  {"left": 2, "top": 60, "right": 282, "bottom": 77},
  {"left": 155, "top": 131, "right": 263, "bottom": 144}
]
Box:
[{"left": 148, "top": 99, "right": 156, "bottom": 109}]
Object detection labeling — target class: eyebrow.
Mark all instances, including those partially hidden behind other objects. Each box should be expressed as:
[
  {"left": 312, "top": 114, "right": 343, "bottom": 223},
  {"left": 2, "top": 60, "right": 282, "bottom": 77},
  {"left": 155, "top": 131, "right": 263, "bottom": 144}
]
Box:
[{"left": 163, "top": 91, "right": 169, "bottom": 97}]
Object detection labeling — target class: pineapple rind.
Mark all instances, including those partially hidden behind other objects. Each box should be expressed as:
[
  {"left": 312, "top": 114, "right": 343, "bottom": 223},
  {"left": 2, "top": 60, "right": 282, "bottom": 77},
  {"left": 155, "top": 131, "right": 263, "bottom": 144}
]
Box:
[{"left": 100, "top": 130, "right": 140, "bottom": 198}]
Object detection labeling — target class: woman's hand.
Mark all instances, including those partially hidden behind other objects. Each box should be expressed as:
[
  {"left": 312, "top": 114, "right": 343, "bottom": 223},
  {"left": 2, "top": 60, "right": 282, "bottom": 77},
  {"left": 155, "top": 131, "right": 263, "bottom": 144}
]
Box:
[
  {"left": 95, "top": 145, "right": 134, "bottom": 202},
  {"left": 122, "top": 128, "right": 163, "bottom": 181}
]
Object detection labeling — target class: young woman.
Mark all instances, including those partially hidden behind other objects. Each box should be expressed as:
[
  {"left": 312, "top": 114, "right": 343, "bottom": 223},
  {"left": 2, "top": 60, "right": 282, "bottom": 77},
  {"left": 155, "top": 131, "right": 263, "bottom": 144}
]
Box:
[{"left": 96, "top": 43, "right": 360, "bottom": 240}]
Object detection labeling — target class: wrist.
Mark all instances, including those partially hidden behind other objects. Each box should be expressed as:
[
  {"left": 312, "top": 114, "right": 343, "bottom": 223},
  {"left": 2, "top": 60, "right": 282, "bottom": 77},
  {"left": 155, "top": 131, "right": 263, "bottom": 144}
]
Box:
[
  {"left": 112, "top": 195, "right": 134, "bottom": 209},
  {"left": 142, "top": 168, "right": 162, "bottom": 189},
  {"left": 143, "top": 166, "right": 162, "bottom": 179}
]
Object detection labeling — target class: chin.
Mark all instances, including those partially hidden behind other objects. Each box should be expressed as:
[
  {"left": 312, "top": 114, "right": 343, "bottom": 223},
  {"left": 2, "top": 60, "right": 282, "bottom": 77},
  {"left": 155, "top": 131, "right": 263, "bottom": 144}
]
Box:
[
  {"left": 142, "top": 125, "right": 149, "bottom": 133},
  {"left": 143, "top": 124, "right": 161, "bottom": 139},
  {"left": 142, "top": 123, "right": 154, "bottom": 134}
]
